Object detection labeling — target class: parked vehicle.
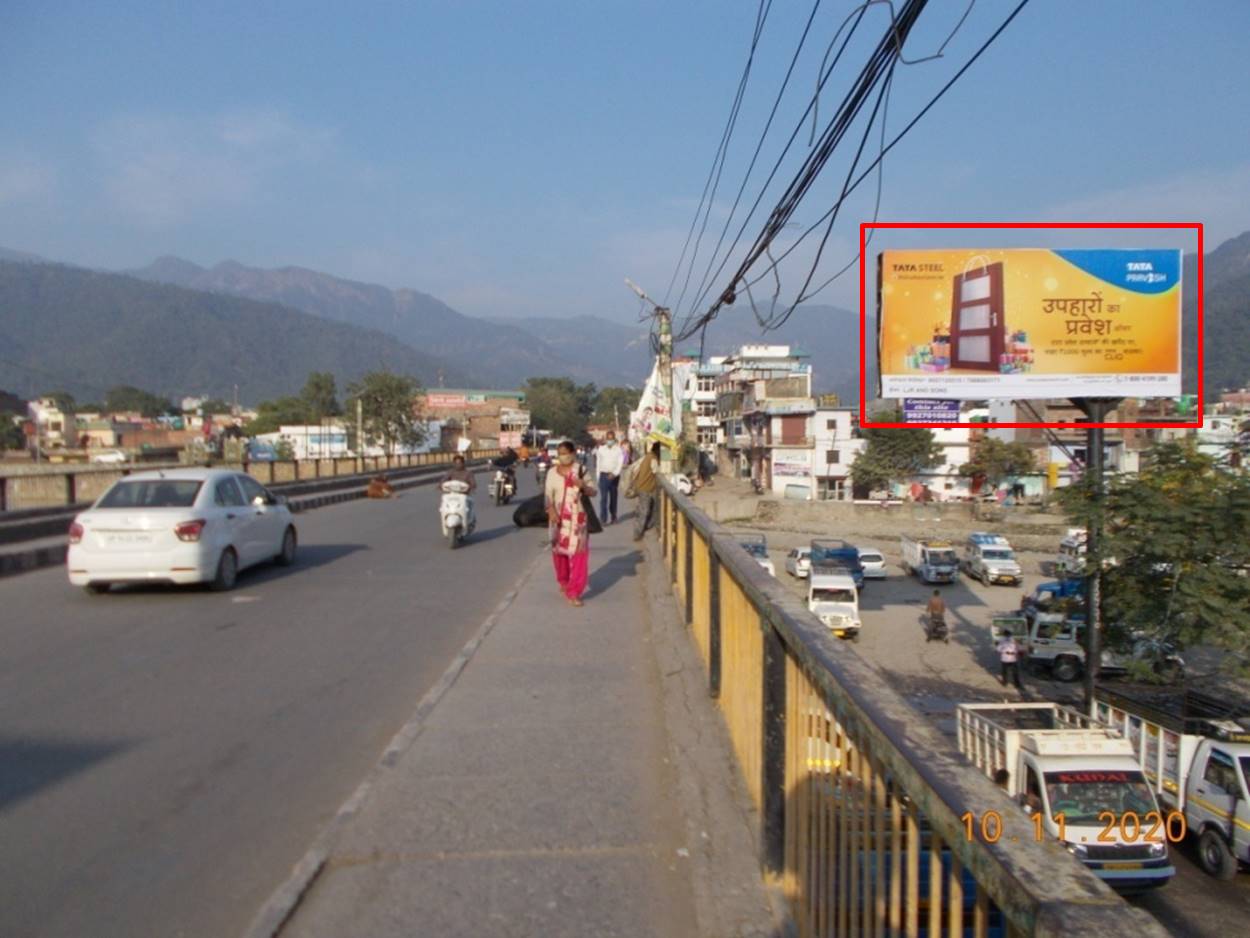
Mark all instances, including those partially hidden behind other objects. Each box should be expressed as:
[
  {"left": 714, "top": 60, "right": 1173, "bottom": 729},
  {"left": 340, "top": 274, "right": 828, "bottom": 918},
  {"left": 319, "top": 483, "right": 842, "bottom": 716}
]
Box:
[
  {"left": 1017, "top": 613, "right": 1185, "bottom": 684},
  {"left": 738, "top": 534, "right": 775, "bottom": 577},
  {"left": 784, "top": 546, "right": 812, "bottom": 579},
  {"left": 900, "top": 536, "right": 959, "bottom": 585},
  {"left": 1094, "top": 684, "right": 1250, "bottom": 879},
  {"left": 439, "top": 479, "right": 476, "bottom": 549},
  {"left": 89, "top": 449, "right": 127, "bottom": 464},
  {"left": 808, "top": 571, "right": 860, "bottom": 640},
  {"left": 1056, "top": 528, "right": 1088, "bottom": 576},
  {"left": 856, "top": 547, "right": 887, "bottom": 579},
  {"left": 957, "top": 702, "right": 1175, "bottom": 892},
  {"left": 810, "top": 539, "right": 865, "bottom": 590},
  {"left": 962, "top": 532, "right": 1022, "bottom": 586},
  {"left": 67, "top": 468, "right": 296, "bottom": 593},
  {"left": 1020, "top": 578, "right": 1085, "bottom": 627}
]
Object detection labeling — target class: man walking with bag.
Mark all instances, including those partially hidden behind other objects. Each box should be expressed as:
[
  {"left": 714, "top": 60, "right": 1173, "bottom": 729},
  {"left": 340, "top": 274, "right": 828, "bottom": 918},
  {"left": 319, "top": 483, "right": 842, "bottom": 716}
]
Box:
[
  {"left": 630, "top": 441, "right": 662, "bottom": 541},
  {"left": 596, "top": 430, "right": 624, "bottom": 525}
]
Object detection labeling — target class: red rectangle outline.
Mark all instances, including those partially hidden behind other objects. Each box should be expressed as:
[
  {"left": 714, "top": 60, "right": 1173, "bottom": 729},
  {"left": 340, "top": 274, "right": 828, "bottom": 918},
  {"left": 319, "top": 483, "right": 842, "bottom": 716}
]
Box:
[{"left": 858, "top": 222, "right": 1203, "bottom": 430}]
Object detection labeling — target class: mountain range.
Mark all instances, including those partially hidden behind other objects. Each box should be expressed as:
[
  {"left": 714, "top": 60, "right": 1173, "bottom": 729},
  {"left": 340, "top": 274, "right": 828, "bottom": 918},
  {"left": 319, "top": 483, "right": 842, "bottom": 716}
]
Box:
[{"left": 1, "top": 232, "right": 1246, "bottom": 404}]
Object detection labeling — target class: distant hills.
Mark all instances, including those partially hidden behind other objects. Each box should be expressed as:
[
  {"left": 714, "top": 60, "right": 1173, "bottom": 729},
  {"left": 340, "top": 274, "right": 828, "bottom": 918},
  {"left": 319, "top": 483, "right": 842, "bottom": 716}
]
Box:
[
  {"left": 1, "top": 230, "right": 1244, "bottom": 406},
  {"left": 1183, "top": 230, "right": 1250, "bottom": 395},
  {"left": 126, "top": 257, "right": 640, "bottom": 389},
  {"left": 0, "top": 261, "right": 475, "bottom": 402}
]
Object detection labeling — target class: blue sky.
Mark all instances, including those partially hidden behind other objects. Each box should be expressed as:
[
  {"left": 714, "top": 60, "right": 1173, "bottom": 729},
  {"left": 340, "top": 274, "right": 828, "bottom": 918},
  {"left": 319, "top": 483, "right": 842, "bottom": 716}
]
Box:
[{"left": 1, "top": 0, "right": 1246, "bottom": 323}]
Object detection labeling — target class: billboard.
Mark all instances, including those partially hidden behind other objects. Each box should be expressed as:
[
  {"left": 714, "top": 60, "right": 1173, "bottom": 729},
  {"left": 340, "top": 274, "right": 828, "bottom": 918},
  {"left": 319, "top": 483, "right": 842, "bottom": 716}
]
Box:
[{"left": 877, "top": 248, "right": 1182, "bottom": 400}]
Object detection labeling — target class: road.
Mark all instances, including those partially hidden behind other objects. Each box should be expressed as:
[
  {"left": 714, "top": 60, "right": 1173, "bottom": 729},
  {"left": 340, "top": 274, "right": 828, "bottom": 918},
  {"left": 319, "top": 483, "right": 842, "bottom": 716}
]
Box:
[
  {"left": 754, "top": 529, "right": 1250, "bottom": 937},
  {"left": 0, "top": 468, "right": 543, "bottom": 938}
]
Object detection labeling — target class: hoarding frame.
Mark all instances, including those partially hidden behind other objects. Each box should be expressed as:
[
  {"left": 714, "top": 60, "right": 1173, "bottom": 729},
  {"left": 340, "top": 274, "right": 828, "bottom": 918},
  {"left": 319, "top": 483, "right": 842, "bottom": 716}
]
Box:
[{"left": 858, "top": 222, "right": 1204, "bottom": 430}]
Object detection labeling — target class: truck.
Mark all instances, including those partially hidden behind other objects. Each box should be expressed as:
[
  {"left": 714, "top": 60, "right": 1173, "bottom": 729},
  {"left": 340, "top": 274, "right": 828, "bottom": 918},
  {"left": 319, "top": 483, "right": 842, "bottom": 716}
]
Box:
[
  {"left": 1056, "top": 527, "right": 1088, "bottom": 576},
  {"left": 899, "top": 536, "right": 959, "bottom": 585},
  {"left": 807, "top": 571, "right": 860, "bottom": 640},
  {"left": 809, "top": 539, "right": 864, "bottom": 590},
  {"left": 1010, "top": 612, "right": 1185, "bottom": 684},
  {"left": 957, "top": 702, "right": 1175, "bottom": 892},
  {"left": 1094, "top": 684, "right": 1250, "bottom": 879},
  {"left": 962, "top": 532, "right": 1022, "bottom": 586}
]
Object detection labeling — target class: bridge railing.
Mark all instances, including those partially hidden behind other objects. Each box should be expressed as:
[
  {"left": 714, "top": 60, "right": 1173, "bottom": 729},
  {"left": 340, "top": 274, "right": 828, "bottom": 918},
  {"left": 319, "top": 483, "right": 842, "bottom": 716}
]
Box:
[
  {"left": 0, "top": 450, "right": 500, "bottom": 511},
  {"left": 656, "top": 479, "right": 1165, "bottom": 938}
]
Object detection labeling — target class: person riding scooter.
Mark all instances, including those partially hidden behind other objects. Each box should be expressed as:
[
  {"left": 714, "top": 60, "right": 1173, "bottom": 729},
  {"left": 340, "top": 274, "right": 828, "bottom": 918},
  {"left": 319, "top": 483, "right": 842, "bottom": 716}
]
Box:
[
  {"left": 925, "top": 589, "right": 949, "bottom": 643},
  {"left": 441, "top": 455, "right": 477, "bottom": 525}
]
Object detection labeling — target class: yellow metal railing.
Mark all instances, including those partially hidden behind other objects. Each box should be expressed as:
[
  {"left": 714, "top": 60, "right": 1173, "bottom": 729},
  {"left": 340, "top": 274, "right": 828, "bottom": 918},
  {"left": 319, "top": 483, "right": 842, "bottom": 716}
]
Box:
[{"left": 657, "top": 480, "right": 1166, "bottom": 938}]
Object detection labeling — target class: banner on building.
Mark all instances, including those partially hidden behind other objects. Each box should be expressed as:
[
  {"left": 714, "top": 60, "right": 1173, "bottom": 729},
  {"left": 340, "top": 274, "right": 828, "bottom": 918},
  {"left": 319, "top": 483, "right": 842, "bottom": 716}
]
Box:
[
  {"left": 902, "top": 399, "right": 961, "bottom": 424},
  {"left": 426, "top": 393, "right": 468, "bottom": 409},
  {"left": 877, "top": 248, "right": 1182, "bottom": 399},
  {"left": 772, "top": 452, "right": 812, "bottom": 478}
]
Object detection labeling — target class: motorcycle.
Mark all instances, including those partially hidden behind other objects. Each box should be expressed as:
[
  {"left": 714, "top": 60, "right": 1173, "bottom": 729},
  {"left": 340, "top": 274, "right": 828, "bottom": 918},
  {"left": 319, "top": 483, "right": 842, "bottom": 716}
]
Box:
[
  {"left": 490, "top": 466, "right": 517, "bottom": 506},
  {"left": 534, "top": 455, "right": 551, "bottom": 487},
  {"left": 439, "top": 479, "right": 476, "bottom": 549},
  {"left": 925, "top": 610, "right": 949, "bottom": 643}
]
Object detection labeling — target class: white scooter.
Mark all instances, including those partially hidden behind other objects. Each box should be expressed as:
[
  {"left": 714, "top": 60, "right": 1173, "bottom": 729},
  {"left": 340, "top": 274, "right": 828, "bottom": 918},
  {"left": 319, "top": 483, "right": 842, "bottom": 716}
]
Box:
[{"left": 439, "top": 479, "right": 476, "bottom": 549}]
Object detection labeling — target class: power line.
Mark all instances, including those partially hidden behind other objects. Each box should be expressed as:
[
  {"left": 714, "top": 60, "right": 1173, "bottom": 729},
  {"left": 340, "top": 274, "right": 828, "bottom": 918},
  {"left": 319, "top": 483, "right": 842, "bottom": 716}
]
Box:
[
  {"left": 679, "top": 0, "right": 928, "bottom": 340},
  {"left": 725, "top": 0, "right": 1032, "bottom": 322},
  {"left": 662, "top": 0, "right": 773, "bottom": 309}
]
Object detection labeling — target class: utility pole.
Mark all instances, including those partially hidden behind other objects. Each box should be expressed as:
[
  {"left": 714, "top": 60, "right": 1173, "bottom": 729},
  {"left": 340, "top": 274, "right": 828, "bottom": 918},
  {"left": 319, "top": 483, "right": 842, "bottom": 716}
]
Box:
[
  {"left": 625, "top": 278, "right": 675, "bottom": 475},
  {"left": 356, "top": 397, "right": 365, "bottom": 468},
  {"left": 1076, "top": 397, "right": 1120, "bottom": 710}
]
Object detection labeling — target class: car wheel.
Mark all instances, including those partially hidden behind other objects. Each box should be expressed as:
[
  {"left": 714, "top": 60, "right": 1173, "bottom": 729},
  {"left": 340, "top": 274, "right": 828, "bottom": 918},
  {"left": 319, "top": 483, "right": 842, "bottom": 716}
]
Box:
[
  {"left": 84, "top": 582, "right": 111, "bottom": 595},
  {"left": 1053, "top": 656, "right": 1082, "bottom": 682},
  {"left": 210, "top": 548, "right": 239, "bottom": 591},
  {"left": 1198, "top": 828, "right": 1239, "bottom": 880},
  {"left": 275, "top": 527, "right": 297, "bottom": 566}
]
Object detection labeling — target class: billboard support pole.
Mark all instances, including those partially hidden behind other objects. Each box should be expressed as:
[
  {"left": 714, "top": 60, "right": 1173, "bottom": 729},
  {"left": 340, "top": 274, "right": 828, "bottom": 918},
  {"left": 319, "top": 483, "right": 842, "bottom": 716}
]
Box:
[{"left": 1074, "top": 396, "right": 1120, "bottom": 710}]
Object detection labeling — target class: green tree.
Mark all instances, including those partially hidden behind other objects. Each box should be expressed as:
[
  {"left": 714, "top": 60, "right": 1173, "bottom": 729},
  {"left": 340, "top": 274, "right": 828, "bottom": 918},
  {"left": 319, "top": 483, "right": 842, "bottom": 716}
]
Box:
[
  {"left": 849, "top": 408, "right": 944, "bottom": 493},
  {"left": 1, "top": 413, "right": 24, "bottom": 450},
  {"left": 589, "top": 386, "right": 640, "bottom": 428},
  {"left": 958, "top": 437, "right": 1037, "bottom": 489},
  {"left": 198, "top": 397, "right": 232, "bottom": 414},
  {"left": 1058, "top": 440, "right": 1250, "bottom": 674},
  {"left": 300, "top": 371, "right": 341, "bottom": 420},
  {"left": 346, "top": 371, "right": 425, "bottom": 455},
  {"left": 246, "top": 396, "right": 312, "bottom": 436},
  {"left": 104, "top": 385, "right": 174, "bottom": 417},
  {"left": 523, "top": 377, "right": 595, "bottom": 438}
]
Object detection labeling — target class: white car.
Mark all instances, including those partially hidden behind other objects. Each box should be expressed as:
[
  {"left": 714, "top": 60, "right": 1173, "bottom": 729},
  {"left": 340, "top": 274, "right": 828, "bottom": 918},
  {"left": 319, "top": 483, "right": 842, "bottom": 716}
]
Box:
[
  {"left": 857, "top": 547, "right": 888, "bottom": 579},
  {"left": 67, "top": 468, "right": 297, "bottom": 593},
  {"left": 785, "top": 547, "right": 812, "bottom": 578},
  {"left": 90, "top": 449, "right": 128, "bottom": 464}
]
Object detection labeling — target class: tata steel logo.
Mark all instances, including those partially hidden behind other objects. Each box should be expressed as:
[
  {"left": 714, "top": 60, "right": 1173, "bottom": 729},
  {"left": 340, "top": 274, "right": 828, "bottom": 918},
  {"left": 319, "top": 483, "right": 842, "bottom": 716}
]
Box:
[
  {"left": 1126, "top": 261, "right": 1168, "bottom": 284},
  {"left": 891, "top": 262, "right": 943, "bottom": 272}
]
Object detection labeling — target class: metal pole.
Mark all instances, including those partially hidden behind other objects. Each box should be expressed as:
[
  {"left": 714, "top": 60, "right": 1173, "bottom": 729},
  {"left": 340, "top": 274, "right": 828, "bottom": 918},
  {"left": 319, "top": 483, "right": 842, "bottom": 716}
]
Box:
[{"left": 1077, "top": 397, "right": 1118, "bottom": 710}]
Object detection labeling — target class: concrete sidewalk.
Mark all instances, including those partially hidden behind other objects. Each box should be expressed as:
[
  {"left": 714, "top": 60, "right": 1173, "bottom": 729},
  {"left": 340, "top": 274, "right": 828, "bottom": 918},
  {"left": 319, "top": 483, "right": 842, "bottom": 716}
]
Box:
[{"left": 256, "top": 516, "right": 783, "bottom": 938}]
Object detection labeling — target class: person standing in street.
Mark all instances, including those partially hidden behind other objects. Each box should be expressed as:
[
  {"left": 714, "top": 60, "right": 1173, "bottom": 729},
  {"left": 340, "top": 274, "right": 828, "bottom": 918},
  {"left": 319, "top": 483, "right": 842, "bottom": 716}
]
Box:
[
  {"left": 545, "top": 440, "right": 597, "bottom": 606},
  {"left": 596, "top": 431, "right": 623, "bottom": 525},
  {"left": 997, "top": 631, "right": 1023, "bottom": 689},
  {"left": 631, "top": 441, "right": 662, "bottom": 541}
]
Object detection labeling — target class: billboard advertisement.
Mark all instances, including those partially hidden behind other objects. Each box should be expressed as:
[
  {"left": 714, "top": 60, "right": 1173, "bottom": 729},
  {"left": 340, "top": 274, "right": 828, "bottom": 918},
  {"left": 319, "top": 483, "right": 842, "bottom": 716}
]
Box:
[{"left": 877, "top": 248, "right": 1182, "bottom": 400}]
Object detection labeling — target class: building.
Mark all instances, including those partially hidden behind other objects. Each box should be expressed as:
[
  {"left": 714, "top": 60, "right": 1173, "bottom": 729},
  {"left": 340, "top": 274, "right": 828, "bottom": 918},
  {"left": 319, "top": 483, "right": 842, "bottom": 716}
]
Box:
[
  {"left": 27, "top": 397, "right": 75, "bottom": 448},
  {"left": 683, "top": 357, "right": 727, "bottom": 455},
  {"left": 256, "top": 424, "right": 351, "bottom": 459},
  {"left": 715, "top": 345, "right": 814, "bottom": 497},
  {"left": 812, "top": 407, "right": 865, "bottom": 501},
  {"left": 419, "top": 389, "right": 529, "bottom": 451}
]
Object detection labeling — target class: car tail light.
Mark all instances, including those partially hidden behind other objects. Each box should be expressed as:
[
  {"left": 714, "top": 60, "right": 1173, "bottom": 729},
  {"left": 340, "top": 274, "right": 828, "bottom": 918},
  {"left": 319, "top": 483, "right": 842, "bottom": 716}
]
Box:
[
  {"left": 175, "top": 519, "right": 207, "bottom": 542},
  {"left": 68, "top": 522, "right": 84, "bottom": 544}
]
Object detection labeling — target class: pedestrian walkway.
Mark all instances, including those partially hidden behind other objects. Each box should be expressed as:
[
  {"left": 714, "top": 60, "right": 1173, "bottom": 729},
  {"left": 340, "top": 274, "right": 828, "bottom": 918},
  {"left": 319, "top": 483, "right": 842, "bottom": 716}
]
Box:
[{"left": 262, "top": 517, "right": 781, "bottom": 938}]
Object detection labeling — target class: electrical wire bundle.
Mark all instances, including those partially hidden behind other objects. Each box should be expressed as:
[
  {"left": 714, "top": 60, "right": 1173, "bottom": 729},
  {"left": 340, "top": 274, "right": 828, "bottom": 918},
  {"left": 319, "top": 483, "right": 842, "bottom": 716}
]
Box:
[{"left": 664, "top": 0, "right": 1032, "bottom": 347}]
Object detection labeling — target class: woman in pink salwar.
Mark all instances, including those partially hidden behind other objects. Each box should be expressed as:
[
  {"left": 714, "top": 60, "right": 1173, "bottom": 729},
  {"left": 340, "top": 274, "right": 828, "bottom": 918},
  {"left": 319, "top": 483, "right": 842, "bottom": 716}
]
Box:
[{"left": 544, "top": 440, "right": 597, "bottom": 606}]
